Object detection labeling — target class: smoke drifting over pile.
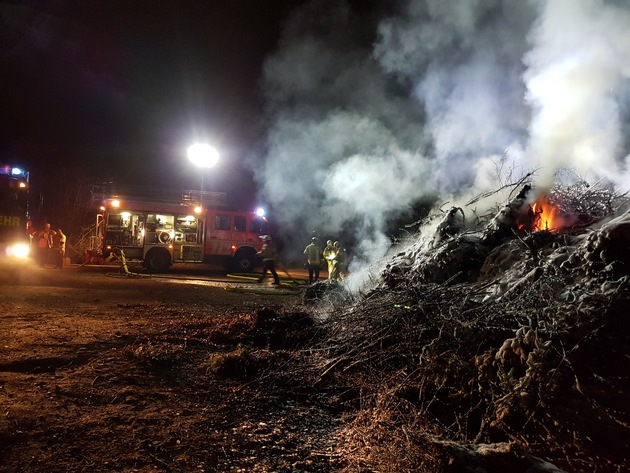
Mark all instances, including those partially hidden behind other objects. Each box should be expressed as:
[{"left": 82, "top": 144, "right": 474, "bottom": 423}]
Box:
[
  {"left": 524, "top": 0, "right": 630, "bottom": 187},
  {"left": 255, "top": 0, "right": 630, "bottom": 279}
]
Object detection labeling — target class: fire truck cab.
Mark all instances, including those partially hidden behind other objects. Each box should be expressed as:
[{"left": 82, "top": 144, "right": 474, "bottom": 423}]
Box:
[
  {"left": 93, "top": 186, "right": 269, "bottom": 272},
  {"left": 0, "top": 165, "right": 30, "bottom": 260}
]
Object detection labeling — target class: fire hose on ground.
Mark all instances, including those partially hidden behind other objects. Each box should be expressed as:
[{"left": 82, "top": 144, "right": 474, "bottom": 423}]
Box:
[
  {"left": 102, "top": 248, "right": 303, "bottom": 294},
  {"left": 105, "top": 247, "right": 152, "bottom": 279}
]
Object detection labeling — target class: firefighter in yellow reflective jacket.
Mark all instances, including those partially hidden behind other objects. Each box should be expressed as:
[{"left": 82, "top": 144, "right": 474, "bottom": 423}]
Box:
[
  {"left": 303, "top": 237, "right": 322, "bottom": 284},
  {"left": 322, "top": 240, "right": 337, "bottom": 280},
  {"left": 257, "top": 236, "right": 280, "bottom": 284}
]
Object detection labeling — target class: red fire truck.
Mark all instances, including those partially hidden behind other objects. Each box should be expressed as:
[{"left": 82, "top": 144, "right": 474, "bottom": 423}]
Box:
[
  {"left": 92, "top": 185, "right": 269, "bottom": 272},
  {"left": 0, "top": 164, "right": 30, "bottom": 260}
]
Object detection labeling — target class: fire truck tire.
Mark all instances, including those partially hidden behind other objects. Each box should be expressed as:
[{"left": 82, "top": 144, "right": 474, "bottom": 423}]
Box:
[
  {"left": 143, "top": 248, "right": 172, "bottom": 272},
  {"left": 232, "top": 248, "right": 256, "bottom": 273}
]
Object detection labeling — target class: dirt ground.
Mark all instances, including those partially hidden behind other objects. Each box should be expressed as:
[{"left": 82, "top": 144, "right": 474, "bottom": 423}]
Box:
[{"left": 0, "top": 260, "right": 342, "bottom": 473}]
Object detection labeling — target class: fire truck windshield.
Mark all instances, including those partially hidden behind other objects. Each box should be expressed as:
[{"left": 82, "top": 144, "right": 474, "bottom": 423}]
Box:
[{"left": 0, "top": 187, "right": 28, "bottom": 214}]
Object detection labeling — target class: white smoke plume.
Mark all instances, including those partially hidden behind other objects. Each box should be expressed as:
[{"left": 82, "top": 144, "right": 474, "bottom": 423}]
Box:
[
  {"left": 255, "top": 0, "right": 630, "bottom": 287},
  {"left": 524, "top": 0, "right": 630, "bottom": 188}
]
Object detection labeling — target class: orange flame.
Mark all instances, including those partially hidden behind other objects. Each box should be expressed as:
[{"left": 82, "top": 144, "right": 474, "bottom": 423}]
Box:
[{"left": 531, "top": 196, "right": 564, "bottom": 231}]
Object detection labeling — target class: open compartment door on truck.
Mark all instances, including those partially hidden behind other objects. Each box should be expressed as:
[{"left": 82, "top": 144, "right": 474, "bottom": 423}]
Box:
[{"left": 173, "top": 214, "right": 204, "bottom": 262}]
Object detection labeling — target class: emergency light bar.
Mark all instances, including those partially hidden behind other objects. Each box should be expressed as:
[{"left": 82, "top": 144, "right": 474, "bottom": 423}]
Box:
[{"left": 1, "top": 165, "right": 27, "bottom": 178}]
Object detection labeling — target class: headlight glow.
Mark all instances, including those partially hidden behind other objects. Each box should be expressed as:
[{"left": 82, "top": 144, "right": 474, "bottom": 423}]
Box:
[{"left": 8, "top": 243, "right": 30, "bottom": 258}]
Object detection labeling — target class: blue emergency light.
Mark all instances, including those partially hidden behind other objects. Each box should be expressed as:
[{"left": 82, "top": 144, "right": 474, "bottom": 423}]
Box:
[{"left": 1, "top": 165, "right": 27, "bottom": 178}]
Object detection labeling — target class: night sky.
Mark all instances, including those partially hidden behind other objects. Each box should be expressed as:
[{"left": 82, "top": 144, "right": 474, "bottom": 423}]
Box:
[
  {"left": 1, "top": 0, "right": 303, "bottom": 219},
  {"left": 6, "top": 1, "right": 630, "bottom": 267}
]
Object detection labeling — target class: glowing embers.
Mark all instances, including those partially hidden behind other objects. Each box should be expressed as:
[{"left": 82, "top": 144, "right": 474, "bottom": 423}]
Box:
[{"left": 518, "top": 195, "right": 566, "bottom": 232}]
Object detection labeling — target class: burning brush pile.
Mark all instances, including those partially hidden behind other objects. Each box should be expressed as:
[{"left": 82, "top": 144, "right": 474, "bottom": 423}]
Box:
[{"left": 310, "top": 181, "right": 630, "bottom": 472}]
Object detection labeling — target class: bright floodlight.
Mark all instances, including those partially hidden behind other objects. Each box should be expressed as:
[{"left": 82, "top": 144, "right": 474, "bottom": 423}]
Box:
[{"left": 188, "top": 144, "right": 219, "bottom": 168}]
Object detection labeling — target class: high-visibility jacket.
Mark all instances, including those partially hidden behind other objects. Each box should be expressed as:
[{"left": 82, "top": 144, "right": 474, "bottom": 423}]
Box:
[
  {"left": 323, "top": 244, "right": 336, "bottom": 261},
  {"left": 257, "top": 243, "right": 277, "bottom": 262},
  {"left": 304, "top": 243, "right": 322, "bottom": 265}
]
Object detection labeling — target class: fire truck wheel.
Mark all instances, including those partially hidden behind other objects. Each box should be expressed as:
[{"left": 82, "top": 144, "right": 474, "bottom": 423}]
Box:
[
  {"left": 233, "top": 249, "right": 256, "bottom": 273},
  {"left": 143, "top": 248, "right": 172, "bottom": 272}
]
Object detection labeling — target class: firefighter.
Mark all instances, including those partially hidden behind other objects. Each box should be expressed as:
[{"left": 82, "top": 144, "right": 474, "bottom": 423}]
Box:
[
  {"left": 257, "top": 236, "right": 280, "bottom": 285},
  {"left": 303, "top": 237, "right": 322, "bottom": 284},
  {"left": 322, "top": 239, "right": 337, "bottom": 280},
  {"left": 52, "top": 228, "right": 67, "bottom": 269},
  {"left": 36, "top": 223, "right": 54, "bottom": 266},
  {"left": 26, "top": 220, "right": 37, "bottom": 245},
  {"left": 333, "top": 241, "right": 349, "bottom": 280}
]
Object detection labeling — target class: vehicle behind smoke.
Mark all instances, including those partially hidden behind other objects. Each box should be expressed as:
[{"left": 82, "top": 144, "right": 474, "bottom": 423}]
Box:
[{"left": 0, "top": 165, "right": 30, "bottom": 260}]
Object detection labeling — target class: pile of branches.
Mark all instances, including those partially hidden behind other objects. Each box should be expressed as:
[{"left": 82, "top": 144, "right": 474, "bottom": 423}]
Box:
[
  {"left": 548, "top": 177, "right": 621, "bottom": 224},
  {"left": 67, "top": 222, "right": 100, "bottom": 262},
  {"left": 309, "top": 181, "right": 630, "bottom": 471},
  {"left": 384, "top": 180, "right": 627, "bottom": 288},
  {"left": 316, "top": 274, "right": 629, "bottom": 471}
]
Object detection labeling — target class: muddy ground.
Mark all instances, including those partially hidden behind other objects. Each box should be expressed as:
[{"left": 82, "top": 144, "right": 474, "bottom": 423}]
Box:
[{"left": 0, "top": 260, "right": 342, "bottom": 473}]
